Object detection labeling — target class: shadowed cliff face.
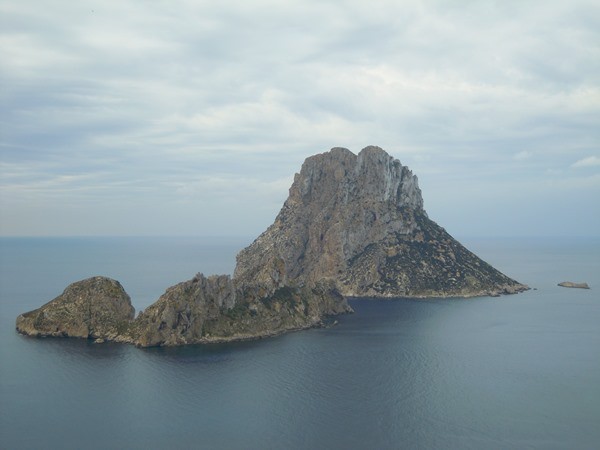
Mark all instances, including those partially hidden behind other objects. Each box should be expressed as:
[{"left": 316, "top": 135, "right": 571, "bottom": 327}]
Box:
[{"left": 235, "top": 146, "right": 527, "bottom": 297}]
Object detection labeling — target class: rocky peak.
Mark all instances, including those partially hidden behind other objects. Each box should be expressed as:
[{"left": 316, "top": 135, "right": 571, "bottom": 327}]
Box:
[
  {"left": 235, "top": 145, "right": 527, "bottom": 298},
  {"left": 289, "top": 146, "right": 423, "bottom": 212},
  {"left": 234, "top": 146, "right": 426, "bottom": 291}
]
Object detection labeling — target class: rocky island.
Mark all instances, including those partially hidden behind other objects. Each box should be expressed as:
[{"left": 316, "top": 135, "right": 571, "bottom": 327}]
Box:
[
  {"left": 558, "top": 281, "right": 590, "bottom": 289},
  {"left": 15, "top": 277, "right": 134, "bottom": 341},
  {"left": 16, "top": 146, "right": 528, "bottom": 347}
]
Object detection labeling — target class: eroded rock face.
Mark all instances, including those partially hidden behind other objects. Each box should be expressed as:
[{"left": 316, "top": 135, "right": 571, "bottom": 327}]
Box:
[
  {"left": 16, "top": 276, "right": 134, "bottom": 340},
  {"left": 125, "top": 274, "right": 235, "bottom": 346},
  {"left": 235, "top": 146, "right": 528, "bottom": 298},
  {"left": 127, "top": 274, "right": 350, "bottom": 347}
]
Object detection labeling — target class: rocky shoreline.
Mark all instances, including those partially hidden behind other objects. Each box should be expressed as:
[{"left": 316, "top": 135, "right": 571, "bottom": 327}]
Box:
[{"left": 16, "top": 146, "right": 528, "bottom": 347}]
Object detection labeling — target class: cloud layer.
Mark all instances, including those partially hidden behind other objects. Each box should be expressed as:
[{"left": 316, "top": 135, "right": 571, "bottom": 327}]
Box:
[{"left": 1, "top": 0, "right": 599, "bottom": 236}]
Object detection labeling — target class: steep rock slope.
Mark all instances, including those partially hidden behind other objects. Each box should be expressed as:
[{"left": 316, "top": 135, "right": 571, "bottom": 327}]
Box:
[{"left": 235, "top": 146, "right": 527, "bottom": 297}]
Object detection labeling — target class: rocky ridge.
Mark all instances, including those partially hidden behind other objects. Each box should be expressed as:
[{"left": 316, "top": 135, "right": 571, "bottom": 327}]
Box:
[
  {"left": 126, "top": 274, "right": 348, "bottom": 347},
  {"left": 16, "top": 146, "right": 527, "bottom": 347}
]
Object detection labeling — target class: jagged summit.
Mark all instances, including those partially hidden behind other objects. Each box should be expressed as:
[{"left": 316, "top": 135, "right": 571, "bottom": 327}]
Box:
[
  {"left": 235, "top": 146, "right": 527, "bottom": 298},
  {"left": 234, "top": 146, "right": 424, "bottom": 288},
  {"left": 292, "top": 146, "right": 424, "bottom": 212}
]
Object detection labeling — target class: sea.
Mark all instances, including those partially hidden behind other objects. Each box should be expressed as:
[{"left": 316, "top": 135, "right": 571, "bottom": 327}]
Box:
[{"left": 0, "top": 236, "right": 598, "bottom": 450}]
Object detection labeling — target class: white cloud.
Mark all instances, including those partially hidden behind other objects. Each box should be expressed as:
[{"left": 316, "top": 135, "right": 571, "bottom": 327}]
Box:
[
  {"left": 572, "top": 156, "right": 600, "bottom": 168},
  {"left": 514, "top": 151, "right": 533, "bottom": 160}
]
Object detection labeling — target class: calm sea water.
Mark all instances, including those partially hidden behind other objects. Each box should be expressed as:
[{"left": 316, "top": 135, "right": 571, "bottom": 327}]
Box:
[{"left": 1, "top": 236, "right": 599, "bottom": 450}]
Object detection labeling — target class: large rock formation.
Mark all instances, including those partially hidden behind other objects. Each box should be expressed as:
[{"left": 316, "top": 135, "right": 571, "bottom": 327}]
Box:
[
  {"left": 16, "top": 274, "right": 350, "bottom": 347},
  {"left": 235, "top": 146, "right": 528, "bottom": 297},
  {"left": 125, "top": 275, "right": 348, "bottom": 347},
  {"left": 16, "top": 277, "right": 135, "bottom": 340},
  {"left": 16, "top": 145, "right": 527, "bottom": 347}
]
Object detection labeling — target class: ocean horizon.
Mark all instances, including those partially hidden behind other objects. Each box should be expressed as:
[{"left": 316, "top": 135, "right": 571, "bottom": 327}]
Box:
[{"left": 1, "top": 236, "right": 599, "bottom": 449}]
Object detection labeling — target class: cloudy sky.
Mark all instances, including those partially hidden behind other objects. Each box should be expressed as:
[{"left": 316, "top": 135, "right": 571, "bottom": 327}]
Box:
[{"left": 1, "top": 0, "right": 599, "bottom": 237}]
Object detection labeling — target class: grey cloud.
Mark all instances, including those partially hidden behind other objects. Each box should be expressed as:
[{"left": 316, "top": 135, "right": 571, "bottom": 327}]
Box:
[{"left": 1, "top": 0, "right": 598, "bottom": 236}]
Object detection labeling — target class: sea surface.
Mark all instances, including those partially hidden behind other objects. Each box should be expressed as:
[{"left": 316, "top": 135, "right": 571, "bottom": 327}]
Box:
[{"left": 1, "top": 236, "right": 599, "bottom": 450}]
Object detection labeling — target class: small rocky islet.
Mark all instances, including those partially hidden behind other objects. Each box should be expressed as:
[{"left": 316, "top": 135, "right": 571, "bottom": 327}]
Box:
[
  {"left": 558, "top": 281, "right": 590, "bottom": 289},
  {"left": 16, "top": 146, "right": 529, "bottom": 347}
]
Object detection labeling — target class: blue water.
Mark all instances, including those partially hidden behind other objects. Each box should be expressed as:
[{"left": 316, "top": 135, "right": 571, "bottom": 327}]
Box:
[{"left": 1, "top": 237, "right": 599, "bottom": 449}]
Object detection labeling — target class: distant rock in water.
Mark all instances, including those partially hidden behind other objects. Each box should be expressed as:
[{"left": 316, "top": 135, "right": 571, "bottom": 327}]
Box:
[
  {"left": 16, "top": 146, "right": 528, "bottom": 347},
  {"left": 558, "top": 281, "right": 590, "bottom": 289},
  {"left": 235, "top": 146, "right": 528, "bottom": 298},
  {"left": 16, "top": 277, "right": 134, "bottom": 340}
]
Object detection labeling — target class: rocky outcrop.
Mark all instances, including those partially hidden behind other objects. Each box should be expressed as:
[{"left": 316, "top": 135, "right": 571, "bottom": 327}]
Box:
[
  {"left": 125, "top": 275, "right": 350, "bottom": 347},
  {"left": 558, "top": 281, "right": 590, "bottom": 289},
  {"left": 16, "top": 277, "right": 134, "bottom": 340},
  {"left": 15, "top": 273, "right": 351, "bottom": 347},
  {"left": 235, "top": 146, "right": 528, "bottom": 298},
  {"left": 16, "top": 145, "right": 528, "bottom": 347}
]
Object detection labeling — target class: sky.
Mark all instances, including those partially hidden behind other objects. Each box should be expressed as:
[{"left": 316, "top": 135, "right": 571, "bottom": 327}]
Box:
[{"left": 1, "top": 0, "right": 599, "bottom": 238}]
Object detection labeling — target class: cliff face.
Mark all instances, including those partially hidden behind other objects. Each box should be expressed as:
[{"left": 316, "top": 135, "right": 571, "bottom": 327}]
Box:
[
  {"left": 234, "top": 147, "right": 424, "bottom": 292},
  {"left": 235, "top": 146, "right": 527, "bottom": 297},
  {"left": 16, "top": 145, "right": 527, "bottom": 347},
  {"left": 126, "top": 275, "right": 349, "bottom": 347}
]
